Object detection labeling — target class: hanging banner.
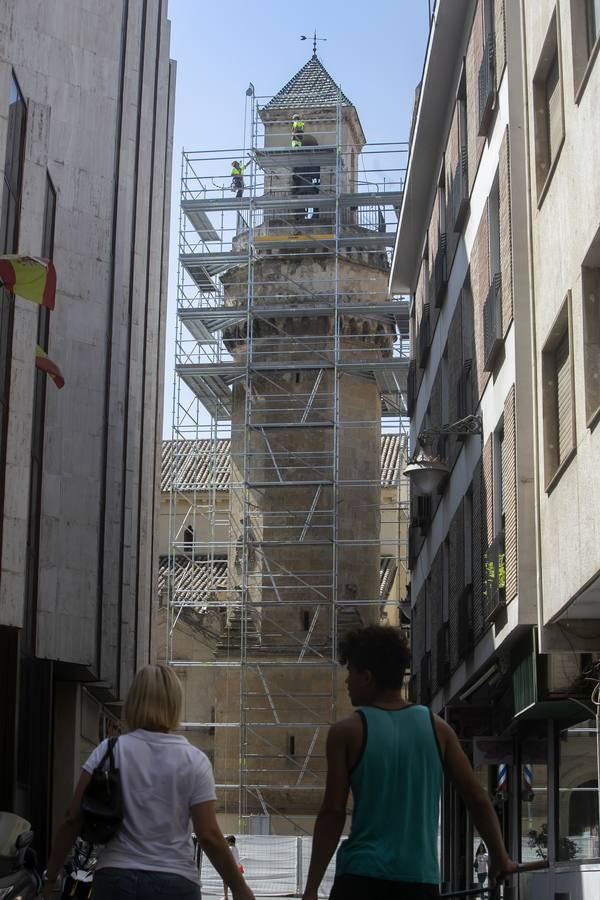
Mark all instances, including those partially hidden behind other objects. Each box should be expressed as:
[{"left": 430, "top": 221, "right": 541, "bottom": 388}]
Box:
[
  {"left": 35, "top": 345, "right": 64, "bottom": 389},
  {"left": 0, "top": 255, "right": 56, "bottom": 310}
]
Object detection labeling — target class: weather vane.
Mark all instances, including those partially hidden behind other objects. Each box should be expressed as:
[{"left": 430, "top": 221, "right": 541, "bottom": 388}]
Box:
[{"left": 300, "top": 31, "right": 327, "bottom": 54}]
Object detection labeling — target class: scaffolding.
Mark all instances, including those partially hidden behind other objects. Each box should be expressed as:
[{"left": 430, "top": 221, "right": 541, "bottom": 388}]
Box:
[{"left": 167, "top": 78, "right": 410, "bottom": 832}]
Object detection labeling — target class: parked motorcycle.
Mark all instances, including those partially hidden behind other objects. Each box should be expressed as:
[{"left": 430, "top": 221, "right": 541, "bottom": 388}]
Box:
[
  {"left": 61, "top": 837, "right": 97, "bottom": 899},
  {"left": 0, "top": 811, "right": 42, "bottom": 899}
]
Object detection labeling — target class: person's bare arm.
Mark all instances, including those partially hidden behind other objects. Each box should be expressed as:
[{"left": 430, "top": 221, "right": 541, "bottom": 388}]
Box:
[
  {"left": 435, "top": 716, "right": 517, "bottom": 884},
  {"left": 302, "top": 720, "right": 351, "bottom": 900},
  {"left": 42, "top": 770, "right": 91, "bottom": 898},
  {"left": 191, "top": 801, "right": 255, "bottom": 900}
]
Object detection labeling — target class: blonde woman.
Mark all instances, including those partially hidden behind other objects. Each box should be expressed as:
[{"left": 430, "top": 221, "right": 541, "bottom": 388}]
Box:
[{"left": 42, "top": 665, "right": 255, "bottom": 900}]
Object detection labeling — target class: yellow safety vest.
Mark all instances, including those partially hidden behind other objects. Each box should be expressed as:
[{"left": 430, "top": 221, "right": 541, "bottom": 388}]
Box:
[
  {"left": 231, "top": 165, "right": 244, "bottom": 176},
  {"left": 292, "top": 119, "right": 305, "bottom": 133}
]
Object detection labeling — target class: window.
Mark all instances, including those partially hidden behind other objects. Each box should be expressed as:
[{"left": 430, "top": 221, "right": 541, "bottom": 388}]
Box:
[
  {"left": 542, "top": 297, "right": 575, "bottom": 488},
  {"left": 533, "top": 14, "right": 564, "bottom": 198},
  {"left": 488, "top": 173, "right": 501, "bottom": 283},
  {"left": 558, "top": 720, "right": 599, "bottom": 859},
  {"left": 183, "top": 525, "right": 194, "bottom": 554},
  {"left": 0, "top": 76, "right": 27, "bottom": 254},
  {"left": 586, "top": 0, "right": 600, "bottom": 49},
  {"left": 582, "top": 230, "right": 600, "bottom": 424},
  {"left": 571, "top": 0, "right": 600, "bottom": 96},
  {"left": 301, "top": 610, "right": 311, "bottom": 631}
]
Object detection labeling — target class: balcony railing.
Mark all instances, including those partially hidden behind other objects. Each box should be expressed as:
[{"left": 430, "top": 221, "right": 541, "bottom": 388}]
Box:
[
  {"left": 483, "top": 273, "right": 503, "bottom": 371},
  {"left": 450, "top": 147, "right": 469, "bottom": 231},
  {"left": 484, "top": 531, "right": 506, "bottom": 620},
  {"left": 418, "top": 303, "right": 431, "bottom": 369},
  {"left": 436, "top": 622, "right": 450, "bottom": 686},
  {"left": 406, "top": 359, "right": 417, "bottom": 417},
  {"left": 456, "top": 583, "right": 473, "bottom": 659},
  {"left": 478, "top": 35, "right": 496, "bottom": 136},
  {"left": 432, "top": 233, "right": 447, "bottom": 308}
]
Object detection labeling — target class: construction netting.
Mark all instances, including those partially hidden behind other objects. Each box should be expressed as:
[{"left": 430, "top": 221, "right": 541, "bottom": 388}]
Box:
[{"left": 198, "top": 835, "right": 337, "bottom": 897}]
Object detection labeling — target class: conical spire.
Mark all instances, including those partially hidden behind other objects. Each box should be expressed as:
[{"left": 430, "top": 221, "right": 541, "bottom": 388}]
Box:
[{"left": 264, "top": 55, "right": 353, "bottom": 110}]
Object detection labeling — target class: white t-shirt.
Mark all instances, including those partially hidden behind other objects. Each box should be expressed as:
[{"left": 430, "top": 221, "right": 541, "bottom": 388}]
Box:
[
  {"left": 476, "top": 852, "right": 489, "bottom": 875},
  {"left": 83, "top": 730, "right": 216, "bottom": 883}
]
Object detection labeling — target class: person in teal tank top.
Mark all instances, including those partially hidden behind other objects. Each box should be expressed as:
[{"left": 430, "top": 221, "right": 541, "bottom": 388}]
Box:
[{"left": 302, "top": 626, "right": 516, "bottom": 900}]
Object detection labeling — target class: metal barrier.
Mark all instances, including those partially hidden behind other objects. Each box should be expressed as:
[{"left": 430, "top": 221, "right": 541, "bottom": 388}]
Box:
[{"left": 440, "top": 861, "right": 548, "bottom": 899}]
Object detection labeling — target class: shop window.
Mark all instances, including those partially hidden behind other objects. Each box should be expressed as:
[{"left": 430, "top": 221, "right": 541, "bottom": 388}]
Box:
[
  {"left": 542, "top": 297, "right": 575, "bottom": 488},
  {"left": 521, "top": 739, "right": 549, "bottom": 861},
  {"left": 558, "top": 719, "right": 599, "bottom": 859},
  {"left": 533, "top": 13, "right": 564, "bottom": 199}
]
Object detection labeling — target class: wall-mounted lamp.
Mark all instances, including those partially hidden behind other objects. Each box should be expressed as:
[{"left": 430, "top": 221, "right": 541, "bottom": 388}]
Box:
[{"left": 403, "top": 414, "right": 482, "bottom": 495}]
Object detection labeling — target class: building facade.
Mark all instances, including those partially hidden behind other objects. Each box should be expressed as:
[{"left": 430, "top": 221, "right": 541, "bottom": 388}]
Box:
[
  {"left": 0, "top": 0, "right": 175, "bottom": 853},
  {"left": 391, "top": 0, "right": 599, "bottom": 896}
]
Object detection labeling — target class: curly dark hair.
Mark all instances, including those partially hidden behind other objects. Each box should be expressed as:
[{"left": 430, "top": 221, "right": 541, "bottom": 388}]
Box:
[{"left": 338, "top": 625, "right": 410, "bottom": 689}]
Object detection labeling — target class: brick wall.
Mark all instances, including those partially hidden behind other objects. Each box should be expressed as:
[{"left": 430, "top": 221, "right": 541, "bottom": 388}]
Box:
[
  {"left": 503, "top": 384, "right": 518, "bottom": 601},
  {"left": 499, "top": 126, "right": 513, "bottom": 333}
]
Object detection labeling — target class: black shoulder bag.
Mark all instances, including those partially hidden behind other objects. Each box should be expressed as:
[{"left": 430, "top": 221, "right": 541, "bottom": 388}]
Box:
[{"left": 80, "top": 736, "right": 123, "bottom": 844}]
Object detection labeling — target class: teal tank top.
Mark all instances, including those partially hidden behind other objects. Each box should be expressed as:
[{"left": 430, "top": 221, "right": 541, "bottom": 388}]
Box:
[{"left": 335, "top": 704, "right": 443, "bottom": 884}]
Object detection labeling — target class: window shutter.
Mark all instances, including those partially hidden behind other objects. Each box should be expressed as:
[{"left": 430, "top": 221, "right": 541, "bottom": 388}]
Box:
[{"left": 555, "top": 332, "right": 572, "bottom": 464}]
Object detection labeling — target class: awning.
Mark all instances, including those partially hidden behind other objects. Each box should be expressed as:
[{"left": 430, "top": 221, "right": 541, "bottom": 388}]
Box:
[{"left": 513, "top": 698, "right": 595, "bottom": 724}]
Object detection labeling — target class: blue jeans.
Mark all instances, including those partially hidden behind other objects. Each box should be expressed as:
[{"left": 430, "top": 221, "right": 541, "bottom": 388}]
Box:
[{"left": 92, "top": 868, "right": 201, "bottom": 899}]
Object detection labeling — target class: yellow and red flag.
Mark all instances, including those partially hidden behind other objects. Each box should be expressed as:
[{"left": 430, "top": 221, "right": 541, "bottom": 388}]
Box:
[
  {"left": 0, "top": 255, "right": 56, "bottom": 310},
  {"left": 35, "top": 345, "right": 64, "bottom": 389}
]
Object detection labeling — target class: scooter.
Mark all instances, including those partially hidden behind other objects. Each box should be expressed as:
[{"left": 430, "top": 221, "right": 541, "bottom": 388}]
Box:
[
  {"left": 61, "top": 838, "right": 97, "bottom": 899},
  {"left": 0, "top": 812, "right": 42, "bottom": 899}
]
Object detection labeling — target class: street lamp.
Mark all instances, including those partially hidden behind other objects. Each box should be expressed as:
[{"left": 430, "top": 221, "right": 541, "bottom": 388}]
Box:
[{"left": 403, "top": 414, "right": 482, "bottom": 495}]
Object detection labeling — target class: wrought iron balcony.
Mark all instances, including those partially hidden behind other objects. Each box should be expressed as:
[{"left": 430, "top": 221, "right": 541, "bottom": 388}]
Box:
[
  {"left": 483, "top": 273, "right": 503, "bottom": 371},
  {"left": 478, "top": 35, "right": 496, "bottom": 136}
]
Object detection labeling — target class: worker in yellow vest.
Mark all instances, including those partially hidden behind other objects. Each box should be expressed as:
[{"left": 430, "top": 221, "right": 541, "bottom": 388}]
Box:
[
  {"left": 291, "top": 115, "right": 305, "bottom": 147},
  {"left": 230, "top": 159, "right": 251, "bottom": 198}
]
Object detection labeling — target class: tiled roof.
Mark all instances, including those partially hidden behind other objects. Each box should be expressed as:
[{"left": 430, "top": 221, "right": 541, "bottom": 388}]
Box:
[
  {"left": 264, "top": 54, "right": 353, "bottom": 110},
  {"left": 161, "top": 439, "right": 231, "bottom": 492},
  {"left": 157, "top": 555, "right": 228, "bottom": 604},
  {"left": 162, "top": 434, "right": 407, "bottom": 492}
]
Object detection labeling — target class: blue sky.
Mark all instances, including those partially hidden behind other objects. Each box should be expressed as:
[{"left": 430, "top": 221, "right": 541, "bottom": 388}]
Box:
[{"left": 163, "top": 0, "right": 431, "bottom": 435}]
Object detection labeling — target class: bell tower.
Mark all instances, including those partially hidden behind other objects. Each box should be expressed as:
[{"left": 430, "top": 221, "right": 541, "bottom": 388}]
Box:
[{"left": 174, "top": 52, "right": 408, "bottom": 831}]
